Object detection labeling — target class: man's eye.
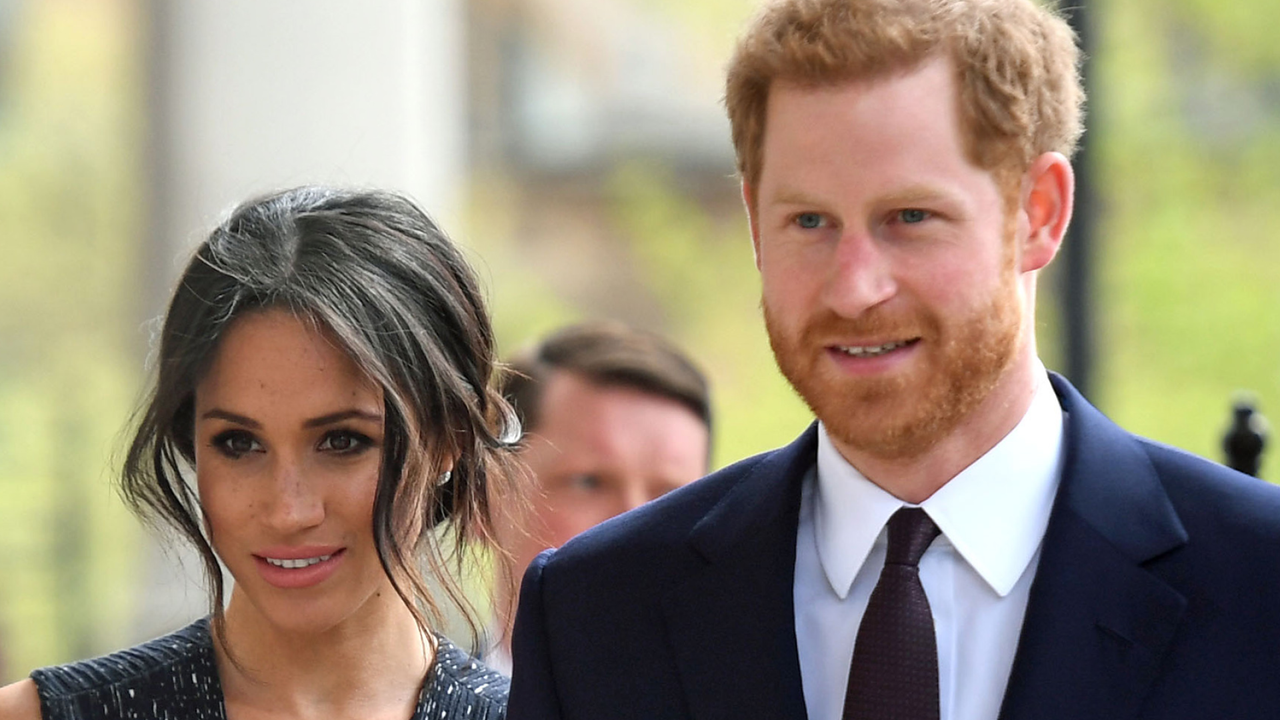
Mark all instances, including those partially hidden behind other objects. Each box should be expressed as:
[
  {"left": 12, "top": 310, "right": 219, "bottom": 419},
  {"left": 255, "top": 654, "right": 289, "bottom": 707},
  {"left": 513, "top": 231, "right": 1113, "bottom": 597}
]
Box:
[
  {"left": 898, "top": 208, "right": 930, "bottom": 224},
  {"left": 567, "top": 474, "right": 603, "bottom": 491},
  {"left": 318, "top": 430, "right": 372, "bottom": 455},
  {"left": 795, "top": 212, "right": 826, "bottom": 229},
  {"left": 212, "top": 431, "right": 261, "bottom": 458}
]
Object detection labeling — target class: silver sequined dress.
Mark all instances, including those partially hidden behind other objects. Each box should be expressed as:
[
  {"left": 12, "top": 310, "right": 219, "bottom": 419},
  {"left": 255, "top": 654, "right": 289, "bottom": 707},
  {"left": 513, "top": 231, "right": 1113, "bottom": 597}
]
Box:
[{"left": 30, "top": 617, "right": 508, "bottom": 720}]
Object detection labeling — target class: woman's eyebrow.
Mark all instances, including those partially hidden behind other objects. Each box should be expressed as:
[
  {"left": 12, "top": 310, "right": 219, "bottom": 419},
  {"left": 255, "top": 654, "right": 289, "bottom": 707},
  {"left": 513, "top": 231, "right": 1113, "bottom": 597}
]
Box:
[
  {"left": 199, "top": 409, "right": 260, "bottom": 428},
  {"left": 303, "top": 409, "right": 384, "bottom": 428},
  {"left": 197, "top": 408, "right": 383, "bottom": 429}
]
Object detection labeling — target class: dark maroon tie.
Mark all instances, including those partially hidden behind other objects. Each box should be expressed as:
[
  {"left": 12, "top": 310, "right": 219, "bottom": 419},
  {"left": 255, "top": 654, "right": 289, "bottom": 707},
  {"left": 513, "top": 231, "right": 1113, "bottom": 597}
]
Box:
[{"left": 843, "top": 507, "right": 942, "bottom": 720}]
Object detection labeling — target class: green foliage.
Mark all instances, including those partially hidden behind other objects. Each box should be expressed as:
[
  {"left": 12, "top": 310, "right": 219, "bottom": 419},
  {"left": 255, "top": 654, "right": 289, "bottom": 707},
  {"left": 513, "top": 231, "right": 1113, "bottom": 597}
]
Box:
[
  {"left": 464, "top": 171, "right": 585, "bottom": 357},
  {"left": 1164, "top": 0, "right": 1280, "bottom": 72},
  {"left": 0, "top": 0, "right": 144, "bottom": 681},
  {"left": 1095, "top": 0, "right": 1280, "bottom": 479},
  {"left": 606, "top": 162, "right": 812, "bottom": 467}
]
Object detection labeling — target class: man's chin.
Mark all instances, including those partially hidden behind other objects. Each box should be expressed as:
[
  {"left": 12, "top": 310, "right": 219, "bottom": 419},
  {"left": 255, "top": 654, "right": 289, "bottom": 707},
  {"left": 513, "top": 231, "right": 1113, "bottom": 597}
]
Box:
[
  {"left": 822, "top": 413, "right": 947, "bottom": 462},
  {"left": 812, "top": 390, "right": 946, "bottom": 461}
]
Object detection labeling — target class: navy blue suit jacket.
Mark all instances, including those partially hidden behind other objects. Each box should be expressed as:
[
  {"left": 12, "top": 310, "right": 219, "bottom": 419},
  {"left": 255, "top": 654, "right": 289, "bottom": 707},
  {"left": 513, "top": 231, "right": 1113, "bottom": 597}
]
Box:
[{"left": 508, "top": 374, "right": 1280, "bottom": 719}]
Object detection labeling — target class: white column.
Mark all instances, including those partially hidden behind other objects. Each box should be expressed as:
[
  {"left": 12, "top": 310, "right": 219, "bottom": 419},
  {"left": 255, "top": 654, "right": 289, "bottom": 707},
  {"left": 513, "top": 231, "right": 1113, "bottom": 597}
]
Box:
[{"left": 155, "top": 0, "right": 466, "bottom": 252}]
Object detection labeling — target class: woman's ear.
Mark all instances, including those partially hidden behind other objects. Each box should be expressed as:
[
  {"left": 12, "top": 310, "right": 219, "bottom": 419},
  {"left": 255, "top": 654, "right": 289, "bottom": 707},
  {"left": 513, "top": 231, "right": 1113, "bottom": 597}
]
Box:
[{"left": 1019, "top": 152, "right": 1074, "bottom": 273}]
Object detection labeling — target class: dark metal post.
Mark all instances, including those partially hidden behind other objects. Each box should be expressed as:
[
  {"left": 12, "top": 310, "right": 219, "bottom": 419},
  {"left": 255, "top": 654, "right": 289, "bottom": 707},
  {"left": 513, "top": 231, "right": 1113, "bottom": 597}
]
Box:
[
  {"left": 1224, "top": 397, "right": 1268, "bottom": 477},
  {"left": 1058, "top": 0, "right": 1096, "bottom": 401}
]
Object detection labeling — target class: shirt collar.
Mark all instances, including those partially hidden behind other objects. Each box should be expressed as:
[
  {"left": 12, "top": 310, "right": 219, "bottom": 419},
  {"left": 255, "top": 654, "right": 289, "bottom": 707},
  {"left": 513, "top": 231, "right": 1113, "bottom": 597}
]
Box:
[{"left": 814, "top": 367, "right": 1064, "bottom": 599}]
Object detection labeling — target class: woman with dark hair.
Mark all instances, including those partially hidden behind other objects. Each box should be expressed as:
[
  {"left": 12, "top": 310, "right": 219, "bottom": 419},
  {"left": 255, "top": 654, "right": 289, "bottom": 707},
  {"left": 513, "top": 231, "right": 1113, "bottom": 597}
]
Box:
[{"left": 0, "top": 186, "right": 520, "bottom": 719}]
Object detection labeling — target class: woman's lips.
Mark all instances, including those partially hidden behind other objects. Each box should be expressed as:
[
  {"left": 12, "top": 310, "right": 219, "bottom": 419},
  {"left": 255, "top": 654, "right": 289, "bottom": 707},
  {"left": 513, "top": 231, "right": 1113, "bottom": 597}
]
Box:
[{"left": 253, "top": 547, "right": 346, "bottom": 589}]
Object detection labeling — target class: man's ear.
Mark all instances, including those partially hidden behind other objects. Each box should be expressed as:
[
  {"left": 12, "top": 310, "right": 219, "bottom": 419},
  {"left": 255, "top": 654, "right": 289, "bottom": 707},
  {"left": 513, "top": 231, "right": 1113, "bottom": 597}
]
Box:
[
  {"left": 742, "top": 180, "right": 763, "bottom": 271},
  {"left": 1019, "top": 152, "right": 1074, "bottom": 273}
]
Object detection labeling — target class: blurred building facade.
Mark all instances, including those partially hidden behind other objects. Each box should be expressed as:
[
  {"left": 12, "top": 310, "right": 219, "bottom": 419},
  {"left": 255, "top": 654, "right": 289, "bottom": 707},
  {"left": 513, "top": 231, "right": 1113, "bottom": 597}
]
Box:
[{"left": 466, "top": 0, "right": 742, "bottom": 329}]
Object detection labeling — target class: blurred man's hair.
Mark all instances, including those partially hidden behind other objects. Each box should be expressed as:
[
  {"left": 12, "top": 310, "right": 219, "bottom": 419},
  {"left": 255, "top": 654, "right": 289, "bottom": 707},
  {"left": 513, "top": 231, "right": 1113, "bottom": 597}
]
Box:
[
  {"left": 726, "top": 0, "right": 1085, "bottom": 207},
  {"left": 500, "top": 321, "right": 712, "bottom": 437}
]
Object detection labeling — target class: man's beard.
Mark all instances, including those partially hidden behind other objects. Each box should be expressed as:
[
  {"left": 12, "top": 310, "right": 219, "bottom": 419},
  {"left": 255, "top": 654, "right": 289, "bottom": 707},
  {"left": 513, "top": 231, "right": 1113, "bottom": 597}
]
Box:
[{"left": 764, "top": 268, "right": 1023, "bottom": 462}]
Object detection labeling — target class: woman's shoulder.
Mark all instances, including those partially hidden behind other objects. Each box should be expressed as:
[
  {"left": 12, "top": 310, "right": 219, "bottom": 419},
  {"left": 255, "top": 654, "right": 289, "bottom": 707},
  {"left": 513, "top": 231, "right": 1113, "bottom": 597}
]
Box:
[
  {"left": 416, "top": 635, "right": 510, "bottom": 720},
  {"left": 28, "top": 617, "right": 223, "bottom": 720},
  {"left": 0, "top": 679, "right": 43, "bottom": 720}
]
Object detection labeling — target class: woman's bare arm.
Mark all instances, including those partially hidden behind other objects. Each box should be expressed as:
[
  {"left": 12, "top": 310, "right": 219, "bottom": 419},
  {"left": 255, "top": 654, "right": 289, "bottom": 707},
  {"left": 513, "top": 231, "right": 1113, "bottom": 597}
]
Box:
[{"left": 0, "top": 679, "right": 43, "bottom": 720}]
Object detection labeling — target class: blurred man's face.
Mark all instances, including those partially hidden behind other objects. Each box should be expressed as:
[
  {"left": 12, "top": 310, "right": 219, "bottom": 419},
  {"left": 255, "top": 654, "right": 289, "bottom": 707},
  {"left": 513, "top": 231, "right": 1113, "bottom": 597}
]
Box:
[{"left": 510, "top": 371, "right": 710, "bottom": 578}]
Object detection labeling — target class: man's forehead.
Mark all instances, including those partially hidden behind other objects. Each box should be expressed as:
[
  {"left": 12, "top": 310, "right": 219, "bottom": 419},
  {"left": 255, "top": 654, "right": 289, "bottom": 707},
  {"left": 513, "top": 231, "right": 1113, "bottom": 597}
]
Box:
[{"left": 755, "top": 59, "right": 988, "bottom": 197}]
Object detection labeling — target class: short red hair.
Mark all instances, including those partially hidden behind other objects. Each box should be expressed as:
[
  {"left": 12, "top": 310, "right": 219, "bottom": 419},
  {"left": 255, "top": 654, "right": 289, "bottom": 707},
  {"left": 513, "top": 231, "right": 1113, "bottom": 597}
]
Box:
[{"left": 726, "top": 0, "right": 1084, "bottom": 205}]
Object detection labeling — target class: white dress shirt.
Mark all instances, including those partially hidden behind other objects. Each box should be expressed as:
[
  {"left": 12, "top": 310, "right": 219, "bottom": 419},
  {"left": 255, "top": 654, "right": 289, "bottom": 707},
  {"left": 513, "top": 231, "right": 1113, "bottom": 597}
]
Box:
[{"left": 794, "top": 370, "right": 1065, "bottom": 720}]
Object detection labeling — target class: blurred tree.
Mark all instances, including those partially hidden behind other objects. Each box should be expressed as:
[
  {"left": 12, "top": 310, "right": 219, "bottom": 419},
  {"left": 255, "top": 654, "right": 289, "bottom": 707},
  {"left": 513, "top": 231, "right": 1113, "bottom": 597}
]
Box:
[
  {"left": 0, "top": 0, "right": 144, "bottom": 681},
  {"left": 1095, "top": 0, "right": 1280, "bottom": 479}
]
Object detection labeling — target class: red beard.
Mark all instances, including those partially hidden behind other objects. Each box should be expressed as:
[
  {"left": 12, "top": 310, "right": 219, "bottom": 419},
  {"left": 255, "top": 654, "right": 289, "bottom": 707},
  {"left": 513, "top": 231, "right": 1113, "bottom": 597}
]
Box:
[{"left": 764, "top": 266, "right": 1023, "bottom": 461}]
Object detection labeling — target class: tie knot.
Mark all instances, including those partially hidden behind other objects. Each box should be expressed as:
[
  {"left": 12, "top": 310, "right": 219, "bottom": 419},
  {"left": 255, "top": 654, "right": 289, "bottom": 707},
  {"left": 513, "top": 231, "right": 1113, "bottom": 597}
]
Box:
[{"left": 885, "top": 508, "right": 940, "bottom": 567}]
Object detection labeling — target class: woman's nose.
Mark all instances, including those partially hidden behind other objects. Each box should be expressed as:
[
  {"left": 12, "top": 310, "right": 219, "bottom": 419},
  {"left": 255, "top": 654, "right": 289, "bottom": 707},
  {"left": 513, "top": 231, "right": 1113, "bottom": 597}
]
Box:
[{"left": 262, "top": 457, "right": 325, "bottom": 533}]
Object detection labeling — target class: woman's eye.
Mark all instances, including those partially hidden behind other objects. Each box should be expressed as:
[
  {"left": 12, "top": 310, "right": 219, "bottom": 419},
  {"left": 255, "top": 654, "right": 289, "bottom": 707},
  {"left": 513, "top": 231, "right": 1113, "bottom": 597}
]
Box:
[
  {"left": 795, "top": 212, "right": 826, "bottom": 229},
  {"left": 898, "top": 208, "right": 930, "bottom": 224},
  {"left": 318, "top": 430, "right": 372, "bottom": 455},
  {"left": 212, "top": 430, "right": 261, "bottom": 458}
]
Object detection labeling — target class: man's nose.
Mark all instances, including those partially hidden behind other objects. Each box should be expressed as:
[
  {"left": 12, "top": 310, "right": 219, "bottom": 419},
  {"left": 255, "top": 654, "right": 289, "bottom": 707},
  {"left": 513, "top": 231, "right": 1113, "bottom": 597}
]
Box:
[{"left": 822, "top": 229, "right": 897, "bottom": 317}]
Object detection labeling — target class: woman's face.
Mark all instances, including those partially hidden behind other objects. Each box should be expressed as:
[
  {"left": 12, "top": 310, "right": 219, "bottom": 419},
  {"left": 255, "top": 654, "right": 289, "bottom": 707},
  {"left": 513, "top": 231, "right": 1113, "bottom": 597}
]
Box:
[{"left": 193, "top": 309, "right": 396, "bottom": 633}]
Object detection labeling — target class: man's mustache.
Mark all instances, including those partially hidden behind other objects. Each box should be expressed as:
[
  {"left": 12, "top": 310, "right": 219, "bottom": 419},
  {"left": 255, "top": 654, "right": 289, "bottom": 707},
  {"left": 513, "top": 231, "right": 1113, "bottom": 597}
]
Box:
[{"left": 795, "top": 308, "right": 932, "bottom": 345}]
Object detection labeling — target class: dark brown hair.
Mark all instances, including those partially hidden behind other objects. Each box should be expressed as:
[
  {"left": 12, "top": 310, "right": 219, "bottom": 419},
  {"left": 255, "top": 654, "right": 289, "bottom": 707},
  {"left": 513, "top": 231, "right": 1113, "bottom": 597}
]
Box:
[
  {"left": 500, "top": 321, "right": 712, "bottom": 444},
  {"left": 121, "top": 186, "right": 520, "bottom": 650}
]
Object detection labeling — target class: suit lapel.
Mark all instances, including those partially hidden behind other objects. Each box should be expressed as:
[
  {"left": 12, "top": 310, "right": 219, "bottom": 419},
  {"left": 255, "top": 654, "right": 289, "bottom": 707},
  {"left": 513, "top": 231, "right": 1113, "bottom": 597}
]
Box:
[
  {"left": 999, "top": 375, "right": 1189, "bottom": 720},
  {"left": 661, "top": 426, "right": 817, "bottom": 720}
]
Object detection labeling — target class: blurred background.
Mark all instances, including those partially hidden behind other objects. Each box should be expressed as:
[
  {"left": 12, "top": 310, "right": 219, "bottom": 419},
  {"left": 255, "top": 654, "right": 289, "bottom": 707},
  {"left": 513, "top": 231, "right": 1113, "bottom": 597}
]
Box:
[{"left": 1, "top": 0, "right": 1277, "bottom": 682}]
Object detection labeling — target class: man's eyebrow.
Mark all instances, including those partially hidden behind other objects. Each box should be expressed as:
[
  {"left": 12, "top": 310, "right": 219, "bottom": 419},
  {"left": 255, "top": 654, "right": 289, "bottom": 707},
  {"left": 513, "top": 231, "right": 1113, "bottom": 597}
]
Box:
[
  {"left": 764, "top": 185, "right": 955, "bottom": 208},
  {"left": 765, "top": 188, "right": 824, "bottom": 207},
  {"left": 879, "top": 185, "right": 955, "bottom": 206}
]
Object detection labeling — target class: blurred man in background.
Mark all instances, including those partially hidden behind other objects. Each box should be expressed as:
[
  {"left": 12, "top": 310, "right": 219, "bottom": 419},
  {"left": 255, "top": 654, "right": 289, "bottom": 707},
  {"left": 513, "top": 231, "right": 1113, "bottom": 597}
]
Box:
[{"left": 487, "top": 321, "right": 711, "bottom": 673}]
